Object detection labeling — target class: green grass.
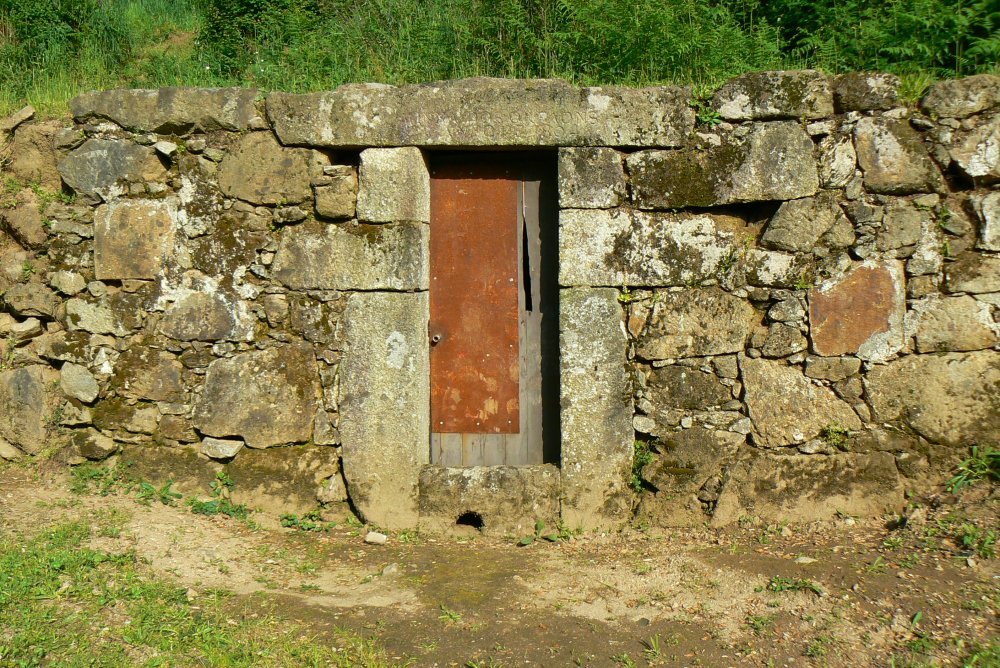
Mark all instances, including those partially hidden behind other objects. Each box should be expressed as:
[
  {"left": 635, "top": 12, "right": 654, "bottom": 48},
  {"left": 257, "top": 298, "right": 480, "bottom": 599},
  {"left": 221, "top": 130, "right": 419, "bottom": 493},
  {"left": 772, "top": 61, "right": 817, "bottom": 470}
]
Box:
[
  {"left": 0, "top": 0, "right": 996, "bottom": 118},
  {"left": 0, "top": 519, "right": 400, "bottom": 667}
]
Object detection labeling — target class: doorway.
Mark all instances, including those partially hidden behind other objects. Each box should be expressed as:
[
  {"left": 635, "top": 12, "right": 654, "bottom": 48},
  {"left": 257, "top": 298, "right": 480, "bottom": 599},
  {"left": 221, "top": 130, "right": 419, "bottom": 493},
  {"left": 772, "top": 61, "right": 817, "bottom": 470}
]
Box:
[{"left": 428, "top": 152, "right": 559, "bottom": 466}]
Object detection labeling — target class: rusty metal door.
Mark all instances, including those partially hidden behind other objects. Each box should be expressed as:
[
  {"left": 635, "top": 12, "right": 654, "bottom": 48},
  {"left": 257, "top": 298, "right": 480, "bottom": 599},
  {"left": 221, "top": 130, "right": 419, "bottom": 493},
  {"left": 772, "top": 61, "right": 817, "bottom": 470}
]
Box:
[{"left": 429, "top": 155, "right": 546, "bottom": 466}]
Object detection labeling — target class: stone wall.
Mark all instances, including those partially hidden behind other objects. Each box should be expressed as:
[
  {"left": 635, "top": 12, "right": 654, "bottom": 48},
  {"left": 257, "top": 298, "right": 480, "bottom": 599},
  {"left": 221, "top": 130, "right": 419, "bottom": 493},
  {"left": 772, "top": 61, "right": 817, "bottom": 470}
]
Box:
[{"left": 0, "top": 72, "right": 996, "bottom": 532}]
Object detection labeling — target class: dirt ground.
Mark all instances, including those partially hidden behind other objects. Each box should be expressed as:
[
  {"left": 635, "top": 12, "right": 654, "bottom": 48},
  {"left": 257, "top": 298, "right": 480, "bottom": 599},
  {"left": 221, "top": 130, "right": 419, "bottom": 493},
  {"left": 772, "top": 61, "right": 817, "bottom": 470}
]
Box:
[{"left": 1, "top": 464, "right": 997, "bottom": 667}]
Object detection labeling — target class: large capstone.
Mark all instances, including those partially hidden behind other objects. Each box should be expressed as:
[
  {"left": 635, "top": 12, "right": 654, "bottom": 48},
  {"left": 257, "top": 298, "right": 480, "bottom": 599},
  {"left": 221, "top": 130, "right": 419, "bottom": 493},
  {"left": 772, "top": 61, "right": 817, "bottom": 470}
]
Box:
[
  {"left": 628, "top": 122, "right": 819, "bottom": 208},
  {"left": 194, "top": 344, "right": 319, "bottom": 448},
  {"left": 69, "top": 87, "right": 260, "bottom": 133},
  {"left": 266, "top": 79, "right": 694, "bottom": 148},
  {"left": 712, "top": 70, "right": 833, "bottom": 120},
  {"left": 808, "top": 261, "right": 905, "bottom": 362},
  {"left": 712, "top": 452, "right": 903, "bottom": 525},
  {"left": 854, "top": 117, "right": 943, "bottom": 194},
  {"left": 637, "top": 288, "right": 758, "bottom": 359},
  {"left": 741, "top": 356, "right": 861, "bottom": 447},
  {"left": 94, "top": 198, "right": 177, "bottom": 280},
  {"left": 58, "top": 139, "right": 166, "bottom": 199},
  {"left": 339, "top": 292, "right": 429, "bottom": 530},
  {"left": 272, "top": 221, "right": 428, "bottom": 291},
  {"left": 559, "top": 288, "right": 633, "bottom": 529},
  {"left": 217, "top": 132, "right": 327, "bottom": 205},
  {"left": 864, "top": 351, "right": 999, "bottom": 446}
]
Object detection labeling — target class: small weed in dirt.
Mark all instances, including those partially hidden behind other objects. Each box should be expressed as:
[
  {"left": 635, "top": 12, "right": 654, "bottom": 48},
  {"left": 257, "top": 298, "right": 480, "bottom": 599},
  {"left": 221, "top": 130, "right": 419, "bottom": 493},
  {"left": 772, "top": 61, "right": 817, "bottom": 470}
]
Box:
[
  {"left": 438, "top": 604, "right": 462, "bottom": 624},
  {"left": 765, "top": 576, "right": 823, "bottom": 596},
  {"left": 947, "top": 446, "right": 999, "bottom": 493},
  {"left": 70, "top": 462, "right": 133, "bottom": 496},
  {"left": 136, "top": 479, "right": 182, "bottom": 506},
  {"left": 517, "top": 519, "right": 561, "bottom": 546},
  {"left": 805, "top": 634, "right": 834, "bottom": 657},
  {"left": 187, "top": 472, "right": 250, "bottom": 521},
  {"left": 281, "top": 509, "right": 336, "bottom": 532},
  {"left": 611, "top": 652, "right": 637, "bottom": 668},
  {"left": 962, "top": 639, "right": 1000, "bottom": 666},
  {"left": 747, "top": 614, "right": 775, "bottom": 636}
]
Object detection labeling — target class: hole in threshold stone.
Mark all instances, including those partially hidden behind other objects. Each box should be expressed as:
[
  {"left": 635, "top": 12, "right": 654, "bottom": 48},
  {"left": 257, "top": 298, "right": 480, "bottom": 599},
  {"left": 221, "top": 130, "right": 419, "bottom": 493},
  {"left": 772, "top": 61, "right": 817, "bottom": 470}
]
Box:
[{"left": 456, "top": 511, "right": 485, "bottom": 531}]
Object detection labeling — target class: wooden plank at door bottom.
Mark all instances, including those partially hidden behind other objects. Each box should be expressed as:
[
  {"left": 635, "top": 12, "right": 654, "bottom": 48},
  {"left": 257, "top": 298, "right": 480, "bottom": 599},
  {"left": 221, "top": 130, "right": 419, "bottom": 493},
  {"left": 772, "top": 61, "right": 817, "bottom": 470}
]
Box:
[{"left": 435, "top": 433, "right": 462, "bottom": 467}]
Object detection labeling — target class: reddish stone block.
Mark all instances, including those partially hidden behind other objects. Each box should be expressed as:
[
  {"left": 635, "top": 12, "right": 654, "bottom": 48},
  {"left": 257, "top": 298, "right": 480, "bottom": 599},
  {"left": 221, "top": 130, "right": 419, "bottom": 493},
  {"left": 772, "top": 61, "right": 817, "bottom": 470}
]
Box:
[{"left": 809, "top": 261, "right": 905, "bottom": 361}]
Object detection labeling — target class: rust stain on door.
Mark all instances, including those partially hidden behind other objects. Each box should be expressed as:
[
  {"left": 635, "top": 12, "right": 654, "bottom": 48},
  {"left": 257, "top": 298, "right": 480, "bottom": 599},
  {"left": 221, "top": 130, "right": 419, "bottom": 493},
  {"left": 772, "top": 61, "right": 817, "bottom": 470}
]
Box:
[{"left": 430, "top": 163, "right": 520, "bottom": 433}]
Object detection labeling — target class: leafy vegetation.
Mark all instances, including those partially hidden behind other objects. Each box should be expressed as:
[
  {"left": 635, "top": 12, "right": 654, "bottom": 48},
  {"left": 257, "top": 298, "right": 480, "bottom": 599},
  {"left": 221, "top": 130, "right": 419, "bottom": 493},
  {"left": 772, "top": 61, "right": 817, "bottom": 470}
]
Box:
[
  {"left": 0, "top": 519, "right": 399, "bottom": 666},
  {"left": 0, "top": 0, "right": 996, "bottom": 116},
  {"left": 947, "top": 446, "right": 999, "bottom": 493}
]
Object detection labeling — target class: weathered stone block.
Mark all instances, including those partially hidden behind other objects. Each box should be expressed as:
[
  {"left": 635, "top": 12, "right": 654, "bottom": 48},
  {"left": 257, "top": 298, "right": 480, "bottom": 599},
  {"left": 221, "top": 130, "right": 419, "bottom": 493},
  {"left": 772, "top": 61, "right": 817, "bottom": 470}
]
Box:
[
  {"left": 418, "top": 465, "right": 560, "bottom": 535},
  {"left": 973, "top": 191, "right": 1000, "bottom": 251},
  {"left": 557, "top": 148, "right": 626, "bottom": 208},
  {"left": 808, "top": 261, "right": 905, "bottom": 362},
  {"left": 94, "top": 198, "right": 176, "bottom": 280},
  {"left": 313, "top": 165, "right": 357, "bottom": 219},
  {"left": 877, "top": 199, "right": 927, "bottom": 252},
  {"left": 64, "top": 299, "right": 127, "bottom": 336},
  {"left": 637, "top": 288, "right": 758, "bottom": 359},
  {"left": 948, "top": 116, "right": 1000, "bottom": 179},
  {"left": 58, "top": 139, "right": 166, "bottom": 199},
  {"left": 913, "top": 296, "right": 997, "bottom": 352},
  {"left": 0, "top": 365, "right": 56, "bottom": 455},
  {"left": 340, "top": 292, "right": 429, "bottom": 530},
  {"left": 3, "top": 120, "right": 63, "bottom": 191},
  {"left": 2, "top": 283, "right": 59, "bottom": 319},
  {"left": 712, "top": 452, "right": 903, "bottom": 525},
  {"left": 217, "top": 132, "right": 327, "bottom": 205},
  {"left": 712, "top": 70, "right": 833, "bottom": 120},
  {"left": 761, "top": 323, "right": 808, "bottom": 358},
  {"left": 1, "top": 189, "right": 46, "bottom": 248},
  {"left": 110, "top": 348, "right": 184, "bottom": 402},
  {"left": 741, "top": 356, "right": 861, "bottom": 447},
  {"left": 804, "top": 356, "right": 861, "bottom": 381},
  {"left": 646, "top": 365, "right": 731, "bottom": 411},
  {"left": 865, "top": 351, "right": 999, "bottom": 446},
  {"left": 833, "top": 72, "right": 900, "bottom": 111},
  {"left": 71, "top": 428, "right": 118, "bottom": 461},
  {"left": 559, "top": 209, "right": 766, "bottom": 287},
  {"left": 817, "top": 133, "right": 858, "bottom": 188},
  {"left": 944, "top": 252, "right": 1000, "bottom": 294},
  {"left": 761, "top": 192, "right": 843, "bottom": 252},
  {"left": 854, "top": 117, "right": 943, "bottom": 194},
  {"left": 559, "top": 288, "right": 632, "bottom": 529},
  {"left": 267, "top": 79, "right": 694, "bottom": 148},
  {"left": 200, "top": 436, "right": 244, "bottom": 460},
  {"left": 60, "top": 362, "right": 99, "bottom": 403},
  {"left": 287, "top": 295, "right": 346, "bottom": 346},
  {"left": 272, "top": 220, "right": 428, "bottom": 291},
  {"left": 921, "top": 74, "right": 1000, "bottom": 118},
  {"left": 69, "top": 87, "right": 260, "bottom": 133},
  {"left": 159, "top": 291, "right": 241, "bottom": 342},
  {"left": 194, "top": 344, "right": 319, "bottom": 448},
  {"left": 356, "top": 148, "right": 429, "bottom": 223},
  {"left": 628, "top": 122, "right": 819, "bottom": 208}
]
